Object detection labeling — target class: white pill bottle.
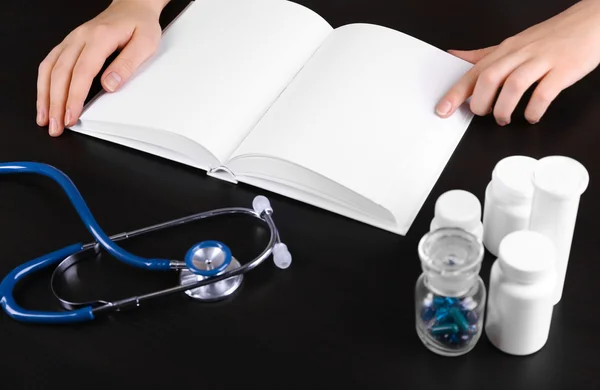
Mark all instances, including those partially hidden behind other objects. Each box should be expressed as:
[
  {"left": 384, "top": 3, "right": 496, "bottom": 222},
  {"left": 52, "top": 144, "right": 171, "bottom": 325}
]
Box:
[
  {"left": 482, "top": 156, "right": 538, "bottom": 257},
  {"left": 485, "top": 230, "right": 557, "bottom": 356},
  {"left": 430, "top": 189, "right": 483, "bottom": 241},
  {"left": 528, "top": 155, "right": 589, "bottom": 305}
]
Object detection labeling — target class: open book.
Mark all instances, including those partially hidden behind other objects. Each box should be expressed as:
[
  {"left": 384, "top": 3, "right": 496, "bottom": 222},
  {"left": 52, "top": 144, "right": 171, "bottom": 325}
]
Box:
[{"left": 70, "top": 0, "right": 474, "bottom": 235}]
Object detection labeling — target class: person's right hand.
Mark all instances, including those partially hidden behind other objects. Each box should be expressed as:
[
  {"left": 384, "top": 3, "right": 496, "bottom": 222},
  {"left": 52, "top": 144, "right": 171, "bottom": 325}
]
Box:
[
  {"left": 436, "top": 0, "right": 600, "bottom": 126},
  {"left": 36, "top": 0, "right": 168, "bottom": 137}
]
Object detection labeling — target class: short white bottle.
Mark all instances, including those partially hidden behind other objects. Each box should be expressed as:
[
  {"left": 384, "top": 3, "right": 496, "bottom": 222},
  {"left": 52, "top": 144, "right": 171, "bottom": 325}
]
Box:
[
  {"left": 482, "top": 155, "right": 538, "bottom": 257},
  {"left": 430, "top": 189, "right": 483, "bottom": 240},
  {"left": 485, "top": 230, "right": 557, "bottom": 356}
]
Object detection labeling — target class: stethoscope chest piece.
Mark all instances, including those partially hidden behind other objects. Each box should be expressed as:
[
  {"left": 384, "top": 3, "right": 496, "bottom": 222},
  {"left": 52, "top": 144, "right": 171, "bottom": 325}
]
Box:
[{"left": 179, "top": 240, "right": 243, "bottom": 302}]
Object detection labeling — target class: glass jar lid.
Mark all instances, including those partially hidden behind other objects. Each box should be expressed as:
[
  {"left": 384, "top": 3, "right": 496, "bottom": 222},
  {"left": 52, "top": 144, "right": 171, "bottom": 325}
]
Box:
[{"left": 418, "top": 228, "right": 484, "bottom": 296}]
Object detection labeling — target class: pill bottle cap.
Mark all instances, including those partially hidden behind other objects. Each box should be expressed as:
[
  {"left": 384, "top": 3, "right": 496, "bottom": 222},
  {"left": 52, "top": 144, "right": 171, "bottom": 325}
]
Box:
[
  {"left": 418, "top": 228, "right": 484, "bottom": 297},
  {"left": 498, "top": 230, "right": 556, "bottom": 284},
  {"left": 432, "top": 190, "right": 481, "bottom": 232},
  {"left": 491, "top": 156, "right": 538, "bottom": 202},
  {"left": 532, "top": 156, "right": 589, "bottom": 200}
]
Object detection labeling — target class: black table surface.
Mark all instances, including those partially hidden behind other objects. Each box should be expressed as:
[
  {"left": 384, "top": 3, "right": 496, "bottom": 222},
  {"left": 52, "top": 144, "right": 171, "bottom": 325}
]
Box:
[{"left": 2, "top": 0, "right": 599, "bottom": 388}]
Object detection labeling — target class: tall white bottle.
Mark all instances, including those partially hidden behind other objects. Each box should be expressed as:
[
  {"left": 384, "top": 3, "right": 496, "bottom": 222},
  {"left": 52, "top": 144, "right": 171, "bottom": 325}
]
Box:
[{"left": 528, "top": 156, "right": 589, "bottom": 305}]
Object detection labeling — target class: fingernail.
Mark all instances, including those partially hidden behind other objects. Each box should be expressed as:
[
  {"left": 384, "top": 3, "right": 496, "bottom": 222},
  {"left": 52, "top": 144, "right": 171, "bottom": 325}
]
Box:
[
  {"left": 64, "top": 109, "right": 71, "bottom": 127},
  {"left": 37, "top": 109, "right": 46, "bottom": 125},
  {"left": 104, "top": 72, "right": 121, "bottom": 92},
  {"left": 49, "top": 117, "right": 58, "bottom": 136},
  {"left": 436, "top": 100, "right": 452, "bottom": 116}
]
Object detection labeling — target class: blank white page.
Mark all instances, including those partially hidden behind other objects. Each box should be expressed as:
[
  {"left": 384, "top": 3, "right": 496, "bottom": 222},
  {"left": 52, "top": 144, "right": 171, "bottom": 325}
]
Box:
[
  {"left": 229, "top": 23, "right": 474, "bottom": 234},
  {"left": 76, "top": 0, "right": 332, "bottom": 164}
]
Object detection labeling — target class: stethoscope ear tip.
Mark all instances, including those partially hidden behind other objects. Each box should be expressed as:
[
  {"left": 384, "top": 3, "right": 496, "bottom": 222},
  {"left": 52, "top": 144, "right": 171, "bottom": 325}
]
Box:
[
  {"left": 253, "top": 195, "right": 272, "bottom": 215},
  {"left": 273, "top": 243, "right": 292, "bottom": 269}
]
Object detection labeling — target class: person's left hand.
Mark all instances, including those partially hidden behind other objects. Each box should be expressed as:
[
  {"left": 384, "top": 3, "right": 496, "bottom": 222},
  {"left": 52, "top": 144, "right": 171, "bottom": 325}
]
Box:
[{"left": 435, "top": 0, "right": 600, "bottom": 125}]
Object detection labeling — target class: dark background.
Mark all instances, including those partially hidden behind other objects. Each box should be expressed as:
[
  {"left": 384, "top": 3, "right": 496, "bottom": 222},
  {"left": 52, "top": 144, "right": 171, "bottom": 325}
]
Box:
[{"left": 1, "top": 0, "right": 598, "bottom": 388}]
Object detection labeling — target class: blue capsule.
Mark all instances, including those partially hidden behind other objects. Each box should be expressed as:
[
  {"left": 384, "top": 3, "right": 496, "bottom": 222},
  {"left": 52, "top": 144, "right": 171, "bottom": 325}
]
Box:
[
  {"left": 445, "top": 297, "right": 457, "bottom": 307},
  {"left": 435, "top": 307, "right": 450, "bottom": 322},
  {"left": 433, "top": 296, "right": 446, "bottom": 308},
  {"left": 431, "top": 323, "right": 458, "bottom": 335},
  {"left": 421, "top": 307, "right": 435, "bottom": 322},
  {"left": 449, "top": 307, "right": 470, "bottom": 332}
]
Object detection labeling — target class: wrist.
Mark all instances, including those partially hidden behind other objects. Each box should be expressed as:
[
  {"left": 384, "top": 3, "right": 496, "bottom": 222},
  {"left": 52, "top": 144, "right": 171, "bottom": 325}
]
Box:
[{"left": 112, "top": 0, "right": 171, "bottom": 17}]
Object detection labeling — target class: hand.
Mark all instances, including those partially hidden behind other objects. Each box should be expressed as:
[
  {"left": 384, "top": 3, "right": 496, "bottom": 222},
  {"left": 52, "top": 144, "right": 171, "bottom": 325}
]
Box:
[
  {"left": 436, "top": 0, "right": 600, "bottom": 125},
  {"left": 36, "top": 0, "right": 168, "bottom": 137}
]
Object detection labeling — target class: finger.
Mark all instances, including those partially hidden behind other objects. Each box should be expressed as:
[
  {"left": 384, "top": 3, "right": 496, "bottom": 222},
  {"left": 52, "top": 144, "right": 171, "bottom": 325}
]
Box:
[
  {"left": 493, "top": 59, "right": 550, "bottom": 125},
  {"left": 435, "top": 67, "right": 480, "bottom": 117},
  {"left": 48, "top": 42, "right": 85, "bottom": 137},
  {"left": 448, "top": 46, "right": 497, "bottom": 64},
  {"left": 100, "top": 29, "right": 159, "bottom": 93},
  {"left": 36, "top": 44, "right": 65, "bottom": 127},
  {"left": 437, "top": 44, "right": 514, "bottom": 117},
  {"left": 524, "top": 68, "right": 577, "bottom": 124},
  {"left": 65, "top": 38, "right": 122, "bottom": 127},
  {"left": 469, "top": 51, "right": 530, "bottom": 118}
]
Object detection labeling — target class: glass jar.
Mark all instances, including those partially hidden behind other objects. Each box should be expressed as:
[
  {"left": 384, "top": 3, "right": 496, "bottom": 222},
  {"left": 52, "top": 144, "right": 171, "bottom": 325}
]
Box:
[{"left": 415, "top": 227, "right": 486, "bottom": 357}]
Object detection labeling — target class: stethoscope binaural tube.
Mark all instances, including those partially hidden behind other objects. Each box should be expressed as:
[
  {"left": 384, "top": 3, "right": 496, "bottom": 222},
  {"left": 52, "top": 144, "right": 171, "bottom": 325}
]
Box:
[{"left": 89, "top": 207, "right": 284, "bottom": 316}]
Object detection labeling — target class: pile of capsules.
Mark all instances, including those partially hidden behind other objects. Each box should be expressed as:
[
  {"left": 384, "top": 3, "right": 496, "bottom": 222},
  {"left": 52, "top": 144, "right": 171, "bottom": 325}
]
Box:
[{"left": 420, "top": 293, "right": 479, "bottom": 347}]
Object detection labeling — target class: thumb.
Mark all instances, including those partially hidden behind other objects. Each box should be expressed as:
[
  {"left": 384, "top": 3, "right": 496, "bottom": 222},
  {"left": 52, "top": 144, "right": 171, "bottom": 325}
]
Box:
[
  {"left": 448, "top": 46, "right": 497, "bottom": 64},
  {"left": 101, "top": 30, "right": 160, "bottom": 92}
]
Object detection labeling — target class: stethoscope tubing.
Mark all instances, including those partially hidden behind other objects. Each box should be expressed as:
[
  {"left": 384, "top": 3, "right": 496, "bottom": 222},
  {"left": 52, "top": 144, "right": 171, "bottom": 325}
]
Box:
[{"left": 0, "top": 162, "right": 171, "bottom": 270}]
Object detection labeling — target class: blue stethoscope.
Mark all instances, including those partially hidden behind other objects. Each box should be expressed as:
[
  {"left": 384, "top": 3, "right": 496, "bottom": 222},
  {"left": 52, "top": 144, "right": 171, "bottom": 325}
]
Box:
[{"left": 0, "top": 162, "right": 291, "bottom": 325}]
